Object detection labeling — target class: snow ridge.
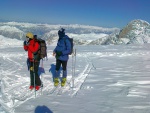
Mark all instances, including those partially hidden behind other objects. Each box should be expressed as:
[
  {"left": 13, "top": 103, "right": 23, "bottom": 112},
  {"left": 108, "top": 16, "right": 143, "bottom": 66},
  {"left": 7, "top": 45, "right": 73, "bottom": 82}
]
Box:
[{"left": 0, "top": 21, "right": 119, "bottom": 45}]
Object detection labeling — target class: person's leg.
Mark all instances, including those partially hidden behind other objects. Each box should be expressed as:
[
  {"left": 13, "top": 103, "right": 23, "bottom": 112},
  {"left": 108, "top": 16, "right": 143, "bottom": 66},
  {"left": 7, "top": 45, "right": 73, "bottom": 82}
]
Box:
[
  {"left": 54, "top": 59, "right": 61, "bottom": 86},
  {"left": 55, "top": 59, "right": 61, "bottom": 78},
  {"left": 34, "top": 61, "right": 41, "bottom": 86},
  {"left": 29, "top": 62, "right": 34, "bottom": 90},
  {"left": 62, "top": 61, "right": 67, "bottom": 78},
  {"left": 30, "top": 62, "right": 34, "bottom": 86},
  {"left": 61, "top": 61, "right": 67, "bottom": 87}
]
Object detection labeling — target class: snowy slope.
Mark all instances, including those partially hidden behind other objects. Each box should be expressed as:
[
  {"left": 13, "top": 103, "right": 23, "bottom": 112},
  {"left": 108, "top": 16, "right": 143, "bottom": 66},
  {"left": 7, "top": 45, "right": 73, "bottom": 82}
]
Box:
[
  {"left": 1, "top": 40, "right": 150, "bottom": 113},
  {"left": 0, "top": 35, "right": 22, "bottom": 48}
]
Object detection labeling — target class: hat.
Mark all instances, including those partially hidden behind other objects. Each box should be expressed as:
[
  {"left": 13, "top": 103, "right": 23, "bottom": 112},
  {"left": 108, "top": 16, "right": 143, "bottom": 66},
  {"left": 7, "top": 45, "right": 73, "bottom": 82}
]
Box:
[
  {"left": 58, "top": 28, "right": 65, "bottom": 37},
  {"left": 26, "top": 32, "right": 34, "bottom": 39}
]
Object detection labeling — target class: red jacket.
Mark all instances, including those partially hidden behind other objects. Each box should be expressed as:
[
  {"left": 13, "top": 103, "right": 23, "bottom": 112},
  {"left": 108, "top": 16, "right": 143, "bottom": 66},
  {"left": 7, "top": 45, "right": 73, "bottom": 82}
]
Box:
[{"left": 24, "top": 39, "right": 40, "bottom": 62}]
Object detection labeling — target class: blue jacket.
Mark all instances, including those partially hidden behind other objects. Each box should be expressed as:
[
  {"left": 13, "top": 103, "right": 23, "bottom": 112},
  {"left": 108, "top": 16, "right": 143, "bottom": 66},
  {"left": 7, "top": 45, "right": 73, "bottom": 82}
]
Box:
[{"left": 54, "top": 35, "right": 71, "bottom": 61}]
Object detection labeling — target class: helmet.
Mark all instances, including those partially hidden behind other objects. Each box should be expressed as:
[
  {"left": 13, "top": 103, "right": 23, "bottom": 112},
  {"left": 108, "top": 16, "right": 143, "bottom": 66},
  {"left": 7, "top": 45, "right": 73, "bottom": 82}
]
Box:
[{"left": 26, "top": 32, "right": 34, "bottom": 39}]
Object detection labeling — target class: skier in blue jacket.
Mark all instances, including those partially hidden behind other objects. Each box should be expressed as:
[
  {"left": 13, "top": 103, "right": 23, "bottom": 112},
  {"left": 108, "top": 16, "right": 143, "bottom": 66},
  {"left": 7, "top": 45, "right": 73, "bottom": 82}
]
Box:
[{"left": 53, "top": 28, "right": 71, "bottom": 87}]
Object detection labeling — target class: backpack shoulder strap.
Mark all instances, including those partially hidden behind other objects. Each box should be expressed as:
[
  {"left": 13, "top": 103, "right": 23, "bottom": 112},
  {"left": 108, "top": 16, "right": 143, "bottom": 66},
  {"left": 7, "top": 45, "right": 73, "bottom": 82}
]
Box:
[
  {"left": 64, "top": 37, "right": 70, "bottom": 46},
  {"left": 33, "top": 40, "right": 39, "bottom": 47}
]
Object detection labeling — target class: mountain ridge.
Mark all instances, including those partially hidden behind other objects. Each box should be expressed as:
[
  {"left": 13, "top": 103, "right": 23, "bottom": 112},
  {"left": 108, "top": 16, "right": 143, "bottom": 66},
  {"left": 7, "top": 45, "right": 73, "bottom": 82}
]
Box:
[
  {"left": 89, "top": 19, "right": 150, "bottom": 45},
  {"left": 0, "top": 22, "right": 119, "bottom": 45},
  {"left": 0, "top": 19, "right": 150, "bottom": 45}
]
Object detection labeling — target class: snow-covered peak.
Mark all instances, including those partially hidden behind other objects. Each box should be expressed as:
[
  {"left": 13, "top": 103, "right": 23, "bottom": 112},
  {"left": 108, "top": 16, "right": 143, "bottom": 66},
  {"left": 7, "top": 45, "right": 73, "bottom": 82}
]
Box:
[
  {"left": 88, "top": 19, "right": 150, "bottom": 45},
  {"left": 119, "top": 19, "right": 150, "bottom": 38},
  {"left": 117, "top": 19, "right": 150, "bottom": 44},
  {"left": 128, "top": 19, "right": 150, "bottom": 28}
]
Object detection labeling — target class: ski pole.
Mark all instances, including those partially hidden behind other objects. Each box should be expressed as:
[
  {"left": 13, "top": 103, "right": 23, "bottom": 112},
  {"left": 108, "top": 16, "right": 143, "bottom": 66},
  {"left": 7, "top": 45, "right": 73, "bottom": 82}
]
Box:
[
  {"left": 72, "top": 50, "right": 74, "bottom": 88},
  {"left": 40, "top": 59, "right": 44, "bottom": 95},
  {"left": 72, "top": 49, "right": 76, "bottom": 88},
  {"left": 73, "top": 49, "right": 76, "bottom": 88},
  {"left": 0, "top": 63, "right": 1, "bottom": 79},
  {"left": 0, "top": 63, "right": 1, "bottom": 81},
  {"left": 33, "top": 59, "right": 36, "bottom": 98}
]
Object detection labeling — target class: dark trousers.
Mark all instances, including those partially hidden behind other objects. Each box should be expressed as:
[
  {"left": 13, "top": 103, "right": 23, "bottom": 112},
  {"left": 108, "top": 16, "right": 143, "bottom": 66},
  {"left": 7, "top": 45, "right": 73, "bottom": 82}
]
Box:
[
  {"left": 55, "top": 59, "right": 68, "bottom": 78},
  {"left": 56, "top": 59, "right": 67, "bottom": 71},
  {"left": 30, "top": 61, "right": 41, "bottom": 86}
]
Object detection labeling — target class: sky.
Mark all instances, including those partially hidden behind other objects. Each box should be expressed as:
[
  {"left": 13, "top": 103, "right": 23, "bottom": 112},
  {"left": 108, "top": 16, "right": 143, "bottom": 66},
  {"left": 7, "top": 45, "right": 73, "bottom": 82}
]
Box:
[{"left": 0, "top": 0, "right": 150, "bottom": 28}]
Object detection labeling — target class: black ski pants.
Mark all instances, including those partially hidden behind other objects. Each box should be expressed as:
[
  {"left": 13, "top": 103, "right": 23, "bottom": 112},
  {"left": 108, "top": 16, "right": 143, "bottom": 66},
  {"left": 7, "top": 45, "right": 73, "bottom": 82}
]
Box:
[
  {"left": 55, "top": 59, "right": 67, "bottom": 71},
  {"left": 30, "top": 61, "right": 41, "bottom": 86}
]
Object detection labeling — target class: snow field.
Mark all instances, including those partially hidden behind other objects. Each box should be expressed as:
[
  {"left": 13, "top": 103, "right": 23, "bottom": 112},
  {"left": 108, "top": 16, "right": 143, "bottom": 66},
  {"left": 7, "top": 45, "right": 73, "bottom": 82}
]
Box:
[{"left": 1, "top": 44, "right": 150, "bottom": 113}]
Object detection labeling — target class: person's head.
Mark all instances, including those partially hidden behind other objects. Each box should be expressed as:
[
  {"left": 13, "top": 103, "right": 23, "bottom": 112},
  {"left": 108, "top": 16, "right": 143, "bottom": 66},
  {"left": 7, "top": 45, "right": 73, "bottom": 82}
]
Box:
[
  {"left": 26, "top": 32, "right": 34, "bottom": 41},
  {"left": 58, "top": 28, "right": 65, "bottom": 38}
]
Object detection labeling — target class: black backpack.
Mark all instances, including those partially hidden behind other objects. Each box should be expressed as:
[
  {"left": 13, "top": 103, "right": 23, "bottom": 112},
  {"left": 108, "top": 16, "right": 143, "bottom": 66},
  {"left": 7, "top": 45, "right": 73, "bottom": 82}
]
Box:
[
  {"left": 64, "top": 37, "right": 73, "bottom": 55},
  {"left": 34, "top": 38, "right": 47, "bottom": 59}
]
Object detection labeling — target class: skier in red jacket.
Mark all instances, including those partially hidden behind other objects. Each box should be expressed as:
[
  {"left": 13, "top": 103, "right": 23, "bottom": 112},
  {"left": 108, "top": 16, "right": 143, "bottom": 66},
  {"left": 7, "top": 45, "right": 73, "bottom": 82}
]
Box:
[{"left": 24, "top": 32, "right": 42, "bottom": 91}]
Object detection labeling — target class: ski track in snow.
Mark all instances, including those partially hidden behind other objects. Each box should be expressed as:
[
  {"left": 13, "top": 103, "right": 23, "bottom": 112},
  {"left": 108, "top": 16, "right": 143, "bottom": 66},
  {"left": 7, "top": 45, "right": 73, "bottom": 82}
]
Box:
[{"left": 68, "top": 55, "right": 93, "bottom": 96}]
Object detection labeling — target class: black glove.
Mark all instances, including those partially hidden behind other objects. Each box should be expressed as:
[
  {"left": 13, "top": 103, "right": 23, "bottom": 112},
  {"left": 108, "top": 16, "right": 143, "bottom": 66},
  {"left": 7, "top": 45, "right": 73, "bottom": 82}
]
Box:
[
  {"left": 23, "top": 41, "right": 27, "bottom": 45},
  {"left": 56, "top": 51, "right": 62, "bottom": 56},
  {"left": 24, "top": 40, "right": 29, "bottom": 46},
  {"left": 56, "top": 51, "right": 62, "bottom": 59}
]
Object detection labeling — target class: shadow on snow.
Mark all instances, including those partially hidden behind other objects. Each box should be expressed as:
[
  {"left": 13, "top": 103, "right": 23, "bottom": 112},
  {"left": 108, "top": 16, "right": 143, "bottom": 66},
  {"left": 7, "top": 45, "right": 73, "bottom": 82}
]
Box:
[{"left": 34, "top": 105, "right": 53, "bottom": 113}]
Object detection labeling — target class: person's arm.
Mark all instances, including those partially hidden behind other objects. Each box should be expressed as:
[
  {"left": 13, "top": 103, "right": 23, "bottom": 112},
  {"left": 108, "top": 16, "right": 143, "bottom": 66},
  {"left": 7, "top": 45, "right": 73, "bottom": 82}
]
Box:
[
  {"left": 28, "top": 42, "right": 40, "bottom": 54},
  {"left": 23, "top": 41, "right": 28, "bottom": 51}
]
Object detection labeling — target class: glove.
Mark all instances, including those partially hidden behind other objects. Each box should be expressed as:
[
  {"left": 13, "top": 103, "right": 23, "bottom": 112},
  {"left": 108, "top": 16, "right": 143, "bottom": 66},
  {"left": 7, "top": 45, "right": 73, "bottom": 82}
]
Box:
[
  {"left": 23, "top": 41, "right": 27, "bottom": 46},
  {"left": 24, "top": 40, "right": 29, "bottom": 46},
  {"left": 56, "top": 51, "right": 62, "bottom": 59},
  {"left": 56, "top": 51, "right": 62, "bottom": 56}
]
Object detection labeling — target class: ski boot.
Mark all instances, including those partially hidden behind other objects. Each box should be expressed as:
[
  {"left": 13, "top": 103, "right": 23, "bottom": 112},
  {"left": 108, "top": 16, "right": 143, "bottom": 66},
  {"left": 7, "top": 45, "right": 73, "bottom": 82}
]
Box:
[
  {"left": 35, "top": 86, "right": 40, "bottom": 91},
  {"left": 61, "top": 77, "right": 67, "bottom": 87},
  {"left": 29, "top": 85, "right": 34, "bottom": 90},
  {"left": 54, "top": 78, "right": 59, "bottom": 87}
]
